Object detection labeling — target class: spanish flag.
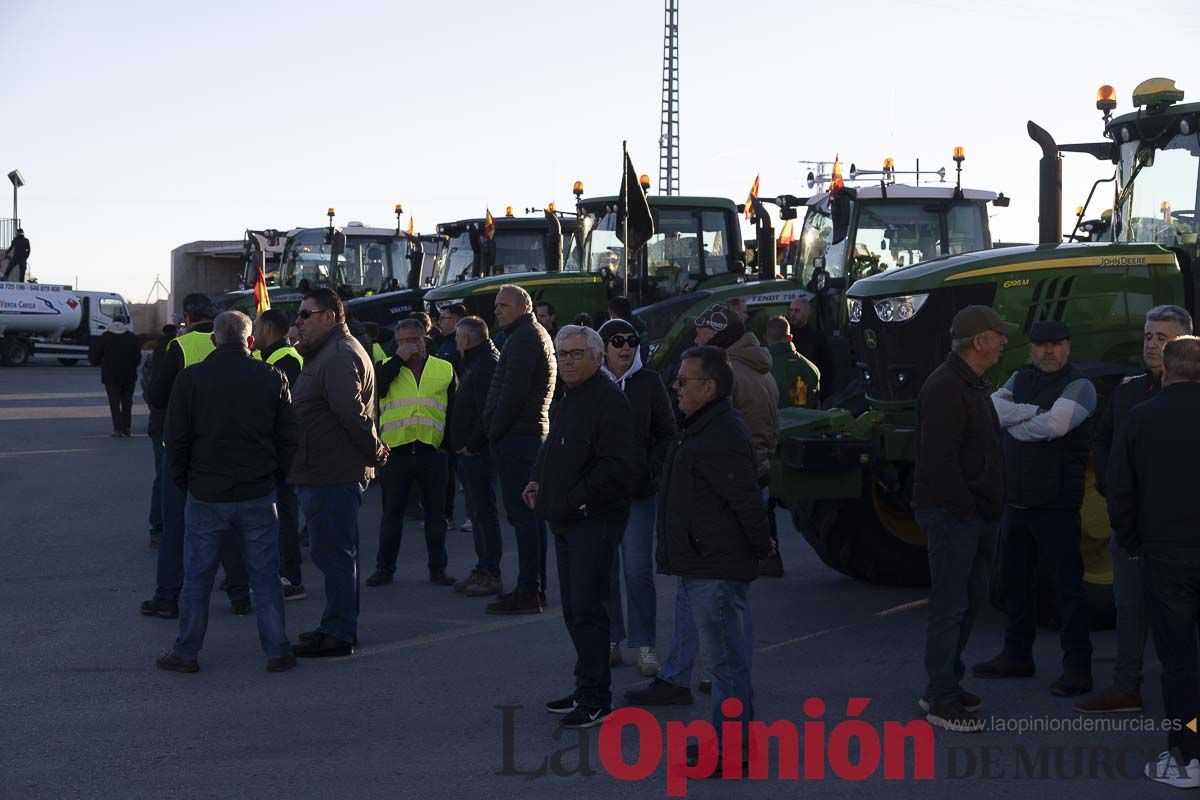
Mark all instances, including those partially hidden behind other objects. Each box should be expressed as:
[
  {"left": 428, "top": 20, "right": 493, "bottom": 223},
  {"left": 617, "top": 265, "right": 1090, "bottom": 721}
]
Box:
[
  {"left": 777, "top": 218, "right": 795, "bottom": 247},
  {"left": 406, "top": 216, "right": 415, "bottom": 235},
  {"left": 744, "top": 174, "right": 760, "bottom": 221},
  {"left": 253, "top": 264, "right": 271, "bottom": 314},
  {"left": 484, "top": 209, "right": 496, "bottom": 240},
  {"left": 830, "top": 155, "right": 845, "bottom": 194}
]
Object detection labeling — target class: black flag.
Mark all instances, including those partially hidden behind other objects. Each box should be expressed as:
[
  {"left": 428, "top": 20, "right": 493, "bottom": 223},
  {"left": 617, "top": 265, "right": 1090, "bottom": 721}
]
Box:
[{"left": 617, "top": 151, "right": 654, "bottom": 254}]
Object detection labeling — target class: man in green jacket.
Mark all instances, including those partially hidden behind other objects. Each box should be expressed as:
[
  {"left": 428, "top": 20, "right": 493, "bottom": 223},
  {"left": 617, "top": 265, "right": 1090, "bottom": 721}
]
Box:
[{"left": 763, "top": 316, "right": 821, "bottom": 409}]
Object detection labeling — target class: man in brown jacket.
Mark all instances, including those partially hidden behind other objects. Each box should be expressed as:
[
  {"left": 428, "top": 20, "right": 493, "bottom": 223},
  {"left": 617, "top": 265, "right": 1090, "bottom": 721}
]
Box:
[
  {"left": 288, "top": 289, "right": 389, "bottom": 658},
  {"left": 912, "top": 305, "right": 1013, "bottom": 732}
]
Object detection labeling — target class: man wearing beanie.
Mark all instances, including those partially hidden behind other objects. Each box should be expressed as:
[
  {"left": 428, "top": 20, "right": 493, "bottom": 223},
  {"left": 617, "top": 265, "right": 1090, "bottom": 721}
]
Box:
[{"left": 597, "top": 318, "right": 677, "bottom": 676}]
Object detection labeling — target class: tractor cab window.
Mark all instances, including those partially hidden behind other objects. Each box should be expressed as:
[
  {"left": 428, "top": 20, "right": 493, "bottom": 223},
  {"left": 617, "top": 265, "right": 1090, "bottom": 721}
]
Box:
[
  {"left": 643, "top": 208, "right": 731, "bottom": 301},
  {"left": 1119, "top": 136, "right": 1200, "bottom": 252},
  {"left": 853, "top": 203, "right": 943, "bottom": 277},
  {"left": 280, "top": 232, "right": 403, "bottom": 292},
  {"left": 438, "top": 232, "right": 478, "bottom": 283},
  {"left": 799, "top": 200, "right": 837, "bottom": 284},
  {"left": 946, "top": 204, "right": 988, "bottom": 254},
  {"left": 491, "top": 231, "right": 547, "bottom": 275}
]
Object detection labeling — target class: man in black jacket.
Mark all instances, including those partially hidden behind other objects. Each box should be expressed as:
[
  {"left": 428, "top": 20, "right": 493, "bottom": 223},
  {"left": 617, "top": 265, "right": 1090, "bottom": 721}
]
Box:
[
  {"left": 1107, "top": 336, "right": 1200, "bottom": 788},
  {"left": 912, "top": 305, "right": 1013, "bottom": 733},
  {"left": 788, "top": 295, "right": 835, "bottom": 400},
  {"left": 156, "top": 311, "right": 299, "bottom": 674},
  {"left": 142, "top": 325, "right": 176, "bottom": 548},
  {"left": 450, "top": 316, "right": 504, "bottom": 597},
  {"left": 535, "top": 325, "right": 635, "bottom": 729},
  {"left": 88, "top": 319, "right": 141, "bottom": 436},
  {"left": 484, "top": 285, "right": 556, "bottom": 614},
  {"left": 1077, "top": 304, "right": 1192, "bottom": 714},
  {"left": 628, "top": 346, "right": 771, "bottom": 775},
  {"left": 140, "top": 295, "right": 250, "bottom": 620},
  {"left": 3, "top": 228, "right": 30, "bottom": 282}
]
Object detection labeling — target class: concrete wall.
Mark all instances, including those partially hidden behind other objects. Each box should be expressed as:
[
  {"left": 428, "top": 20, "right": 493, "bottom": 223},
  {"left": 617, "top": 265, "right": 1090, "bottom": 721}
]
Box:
[
  {"left": 170, "top": 240, "right": 243, "bottom": 317},
  {"left": 128, "top": 300, "right": 168, "bottom": 337}
]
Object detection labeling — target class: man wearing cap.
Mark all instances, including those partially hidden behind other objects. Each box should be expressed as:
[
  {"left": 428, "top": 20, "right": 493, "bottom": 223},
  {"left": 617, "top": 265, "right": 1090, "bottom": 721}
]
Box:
[
  {"left": 973, "top": 319, "right": 1096, "bottom": 697},
  {"left": 911, "top": 304, "right": 1014, "bottom": 732}
]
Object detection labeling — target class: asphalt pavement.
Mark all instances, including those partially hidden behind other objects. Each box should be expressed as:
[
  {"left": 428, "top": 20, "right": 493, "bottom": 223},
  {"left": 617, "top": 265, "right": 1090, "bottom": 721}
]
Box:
[{"left": 0, "top": 364, "right": 1182, "bottom": 799}]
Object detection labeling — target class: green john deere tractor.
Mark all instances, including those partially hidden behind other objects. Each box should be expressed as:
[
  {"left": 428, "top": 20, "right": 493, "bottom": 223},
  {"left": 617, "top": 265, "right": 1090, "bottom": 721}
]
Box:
[{"left": 770, "top": 77, "right": 1200, "bottom": 628}]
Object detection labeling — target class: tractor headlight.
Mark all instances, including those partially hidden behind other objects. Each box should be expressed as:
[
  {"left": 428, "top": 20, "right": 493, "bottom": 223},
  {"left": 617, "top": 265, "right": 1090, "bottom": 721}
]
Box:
[
  {"left": 848, "top": 298, "right": 863, "bottom": 323},
  {"left": 872, "top": 293, "right": 929, "bottom": 323}
]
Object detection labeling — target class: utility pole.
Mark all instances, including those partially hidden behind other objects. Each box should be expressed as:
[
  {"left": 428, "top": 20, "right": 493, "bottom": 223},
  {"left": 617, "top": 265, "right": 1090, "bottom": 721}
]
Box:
[{"left": 657, "top": 0, "right": 680, "bottom": 196}]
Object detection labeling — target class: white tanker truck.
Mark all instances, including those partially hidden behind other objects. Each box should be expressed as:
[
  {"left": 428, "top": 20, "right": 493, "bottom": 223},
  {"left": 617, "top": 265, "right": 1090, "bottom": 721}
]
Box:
[{"left": 0, "top": 282, "right": 131, "bottom": 366}]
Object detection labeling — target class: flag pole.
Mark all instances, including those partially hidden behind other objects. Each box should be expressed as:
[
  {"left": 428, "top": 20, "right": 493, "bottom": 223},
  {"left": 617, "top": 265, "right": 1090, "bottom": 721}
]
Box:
[{"left": 622, "top": 140, "right": 629, "bottom": 298}]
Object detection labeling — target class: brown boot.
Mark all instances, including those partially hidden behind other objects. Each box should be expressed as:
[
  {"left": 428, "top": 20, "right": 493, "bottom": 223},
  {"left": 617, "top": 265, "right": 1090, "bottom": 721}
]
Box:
[
  {"left": 1074, "top": 686, "right": 1143, "bottom": 713},
  {"left": 486, "top": 587, "right": 542, "bottom": 615},
  {"left": 972, "top": 653, "right": 1036, "bottom": 678}
]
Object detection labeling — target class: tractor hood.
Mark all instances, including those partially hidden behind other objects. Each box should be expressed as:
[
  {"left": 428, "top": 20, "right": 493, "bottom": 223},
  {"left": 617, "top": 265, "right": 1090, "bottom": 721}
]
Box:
[{"left": 846, "top": 241, "right": 1176, "bottom": 298}]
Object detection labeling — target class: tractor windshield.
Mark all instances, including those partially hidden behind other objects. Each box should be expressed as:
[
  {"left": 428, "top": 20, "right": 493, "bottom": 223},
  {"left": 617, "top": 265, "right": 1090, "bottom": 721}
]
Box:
[
  {"left": 438, "top": 231, "right": 477, "bottom": 284},
  {"left": 1118, "top": 134, "right": 1200, "bottom": 252},
  {"left": 280, "top": 230, "right": 406, "bottom": 292}
]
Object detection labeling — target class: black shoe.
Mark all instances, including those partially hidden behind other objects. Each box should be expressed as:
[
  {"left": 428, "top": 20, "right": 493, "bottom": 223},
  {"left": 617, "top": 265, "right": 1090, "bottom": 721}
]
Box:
[
  {"left": 926, "top": 700, "right": 986, "bottom": 732},
  {"left": 366, "top": 571, "right": 393, "bottom": 587},
  {"left": 140, "top": 597, "right": 178, "bottom": 619},
  {"left": 1050, "top": 671, "right": 1094, "bottom": 697},
  {"left": 625, "top": 677, "right": 694, "bottom": 706},
  {"left": 486, "top": 587, "right": 543, "bottom": 615},
  {"left": 429, "top": 571, "right": 456, "bottom": 587},
  {"left": 231, "top": 597, "right": 253, "bottom": 616},
  {"left": 156, "top": 652, "right": 198, "bottom": 673},
  {"left": 267, "top": 654, "right": 298, "bottom": 673},
  {"left": 972, "top": 653, "right": 1036, "bottom": 678},
  {"left": 559, "top": 704, "right": 612, "bottom": 729},
  {"left": 298, "top": 628, "right": 324, "bottom": 643},
  {"left": 282, "top": 579, "right": 306, "bottom": 601},
  {"left": 698, "top": 680, "right": 712, "bottom": 695},
  {"left": 291, "top": 633, "right": 355, "bottom": 658},
  {"left": 920, "top": 690, "right": 982, "bottom": 713},
  {"left": 545, "top": 694, "right": 577, "bottom": 714}
]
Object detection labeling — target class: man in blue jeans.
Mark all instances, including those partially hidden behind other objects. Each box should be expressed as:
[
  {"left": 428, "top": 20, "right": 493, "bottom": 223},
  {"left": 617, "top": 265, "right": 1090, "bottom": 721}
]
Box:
[
  {"left": 449, "top": 316, "right": 504, "bottom": 597},
  {"left": 155, "top": 311, "right": 298, "bottom": 673},
  {"left": 288, "top": 289, "right": 389, "bottom": 657},
  {"left": 911, "top": 305, "right": 1013, "bottom": 732},
  {"left": 626, "top": 346, "right": 772, "bottom": 776},
  {"left": 482, "top": 286, "right": 555, "bottom": 615}
]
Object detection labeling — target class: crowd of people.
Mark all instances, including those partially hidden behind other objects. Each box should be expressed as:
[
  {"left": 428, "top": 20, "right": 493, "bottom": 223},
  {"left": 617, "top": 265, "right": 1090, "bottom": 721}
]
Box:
[{"left": 107, "top": 282, "right": 1200, "bottom": 783}]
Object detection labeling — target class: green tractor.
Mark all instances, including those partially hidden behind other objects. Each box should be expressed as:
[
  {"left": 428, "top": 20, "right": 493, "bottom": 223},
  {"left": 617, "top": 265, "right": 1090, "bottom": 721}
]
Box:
[
  {"left": 214, "top": 208, "right": 429, "bottom": 317},
  {"left": 769, "top": 77, "right": 1200, "bottom": 627}
]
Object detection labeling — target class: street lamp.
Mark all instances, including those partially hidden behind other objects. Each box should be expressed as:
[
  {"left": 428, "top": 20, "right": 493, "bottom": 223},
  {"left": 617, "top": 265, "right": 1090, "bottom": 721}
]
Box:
[{"left": 7, "top": 170, "right": 24, "bottom": 225}]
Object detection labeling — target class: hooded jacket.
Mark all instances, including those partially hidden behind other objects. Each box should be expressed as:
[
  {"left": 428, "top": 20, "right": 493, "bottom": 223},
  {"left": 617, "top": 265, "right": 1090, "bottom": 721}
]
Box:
[
  {"left": 88, "top": 323, "right": 141, "bottom": 387},
  {"left": 724, "top": 332, "right": 780, "bottom": 478},
  {"left": 602, "top": 347, "right": 677, "bottom": 499}
]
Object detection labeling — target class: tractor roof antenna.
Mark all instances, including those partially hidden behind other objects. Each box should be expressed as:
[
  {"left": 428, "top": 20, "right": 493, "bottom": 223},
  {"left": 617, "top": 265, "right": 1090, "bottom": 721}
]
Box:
[{"left": 657, "top": 0, "right": 680, "bottom": 197}]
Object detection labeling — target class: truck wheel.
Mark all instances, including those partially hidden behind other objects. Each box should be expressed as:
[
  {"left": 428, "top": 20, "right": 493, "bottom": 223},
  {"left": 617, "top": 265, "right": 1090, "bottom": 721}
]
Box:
[
  {"left": 1, "top": 338, "right": 30, "bottom": 367},
  {"left": 58, "top": 358, "right": 79, "bottom": 366},
  {"left": 793, "top": 476, "right": 930, "bottom": 587}
]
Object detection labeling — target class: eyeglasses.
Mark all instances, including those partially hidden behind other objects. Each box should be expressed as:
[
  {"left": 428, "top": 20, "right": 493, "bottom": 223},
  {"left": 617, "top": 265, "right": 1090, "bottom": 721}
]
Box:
[
  {"left": 297, "top": 308, "right": 331, "bottom": 320},
  {"left": 607, "top": 334, "right": 640, "bottom": 349},
  {"left": 673, "top": 375, "right": 712, "bottom": 387},
  {"left": 556, "top": 348, "right": 591, "bottom": 362}
]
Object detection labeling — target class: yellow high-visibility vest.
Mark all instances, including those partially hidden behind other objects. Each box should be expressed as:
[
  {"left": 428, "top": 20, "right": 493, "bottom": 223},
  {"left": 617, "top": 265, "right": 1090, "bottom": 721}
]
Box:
[
  {"left": 378, "top": 356, "right": 453, "bottom": 448},
  {"left": 253, "top": 345, "right": 304, "bottom": 369},
  {"left": 372, "top": 342, "right": 387, "bottom": 365},
  {"left": 174, "top": 330, "right": 216, "bottom": 368}
]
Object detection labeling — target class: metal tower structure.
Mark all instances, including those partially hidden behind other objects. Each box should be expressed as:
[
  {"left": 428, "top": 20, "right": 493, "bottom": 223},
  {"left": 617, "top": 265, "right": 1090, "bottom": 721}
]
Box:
[{"left": 657, "top": 0, "right": 680, "bottom": 196}]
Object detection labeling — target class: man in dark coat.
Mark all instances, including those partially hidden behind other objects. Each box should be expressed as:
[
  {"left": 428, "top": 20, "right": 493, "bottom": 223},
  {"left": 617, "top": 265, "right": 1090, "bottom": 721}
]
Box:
[
  {"left": 449, "top": 315, "right": 504, "bottom": 597},
  {"left": 535, "top": 324, "right": 635, "bottom": 729},
  {"left": 788, "top": 295, "right": 835, "bottom": 400},
  {"left": 141, "top": 324, "right": 176, "bottom": 547},
  {"left": 1077, "top": 304, "right": 1193, "bottom": 714},
  {"left": 1107, "top": 336, "right": 1200, "bottom": 788},
  {"left": 483, "top": 285, "right": 556, "bottom": 614},
  {"left": 627, "top": 345, "right": 771, "bottom": 776},
  {"left": 89, "top": 319, "right": 141, "bottom": 436},
  {"left": 912, "top": 305, "right": 1014, "bottom": 732},
  {"left": 3, "top": 228, "right": 30, "bottom": 282}
]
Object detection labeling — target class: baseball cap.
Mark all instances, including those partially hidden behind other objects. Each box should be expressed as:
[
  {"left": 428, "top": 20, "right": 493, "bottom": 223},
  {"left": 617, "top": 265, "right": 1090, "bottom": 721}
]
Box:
[
  {"left": 950, "top": 305, "right": 1018, "bottom": 338},
  {"left": 1029, "top": 319, "right": 1070, "bottom": 343}
]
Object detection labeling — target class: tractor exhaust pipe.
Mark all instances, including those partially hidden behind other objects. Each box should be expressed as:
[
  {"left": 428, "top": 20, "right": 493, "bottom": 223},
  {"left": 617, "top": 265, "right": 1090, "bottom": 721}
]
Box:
[{"left": 1027, "top": 121, "right": 1062, "bottom": 245}]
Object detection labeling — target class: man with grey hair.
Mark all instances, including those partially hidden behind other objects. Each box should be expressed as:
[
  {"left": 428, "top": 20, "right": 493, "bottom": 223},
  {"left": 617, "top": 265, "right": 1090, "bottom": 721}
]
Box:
[
  {"left": 1107, "top": 336, "right": 1200, "bottom": 787},
  {"left": 535, "top": 325, "right": 635, "bottom": 728},
  {"left": 1077, "top": 303, "right": 1194, "bottom": 714},
  {"left": 157, "top": 311, "right": 299, "bottom": 673},
  {"left": 911, "top": 305, "right": 1014, "bottom": 731},
  {"left": 484, "top": 284, "right": 556, "bottom": 614}
]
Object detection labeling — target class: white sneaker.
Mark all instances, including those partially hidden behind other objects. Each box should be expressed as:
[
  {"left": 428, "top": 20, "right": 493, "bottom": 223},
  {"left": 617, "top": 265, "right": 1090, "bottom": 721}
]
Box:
[
  {"left": 637, "top": 646, "right": 659, "bottom": 677},
  {"left": 460, "top": 519, "right": 474, "bottom": 533},
  {"left": 1146, "top": 750, "right": 1200, "bottom": 788}
]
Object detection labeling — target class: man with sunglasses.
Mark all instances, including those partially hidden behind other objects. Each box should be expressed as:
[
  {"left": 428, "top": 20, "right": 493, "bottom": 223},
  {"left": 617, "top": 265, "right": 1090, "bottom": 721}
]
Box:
[
  {"left": 536, "top": 325, "right": 635, "bottom": 729},
  {"left": 288, "top": 289, "right": 389, "bottom": 658},
  {"left": 597, "top": 318, "right": 676, "bottom": 677}
]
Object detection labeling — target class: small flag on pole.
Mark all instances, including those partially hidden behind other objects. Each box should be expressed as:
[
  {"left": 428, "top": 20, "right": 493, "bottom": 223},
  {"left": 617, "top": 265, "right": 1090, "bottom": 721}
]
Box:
[
  {"left": 254, "top": 263, "right": 271, "bottom": 315},
  {"left": 830, "top": 155, "right": 845, "bottom": 193},
  {"left": 484, "top": 209, "right": 496, "bottom": 240},
  {"left": 617, "top": 150, "right": 654, "bottom": 255},
  {"left": 406, "top": 216, "right": 415, "bottom": 235},
  {"left": 744, "top": 174, "right": 760, "bottom": 220},
  {"left": 777, "top": 218, "right": 795, "bottom": 248}
]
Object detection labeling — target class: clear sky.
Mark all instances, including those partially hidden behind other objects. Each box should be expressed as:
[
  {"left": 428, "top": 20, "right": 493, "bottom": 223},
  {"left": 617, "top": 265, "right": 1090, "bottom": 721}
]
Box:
[{"left": 3, "top": 0, "right": 1198, "bottom": 300}]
